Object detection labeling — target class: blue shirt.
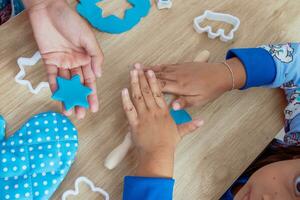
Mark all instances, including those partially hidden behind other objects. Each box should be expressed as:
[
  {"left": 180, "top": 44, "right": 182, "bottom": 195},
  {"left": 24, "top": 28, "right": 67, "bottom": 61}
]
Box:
[{"left": 123, "top": 43, "right": 300, "bottom": 200}]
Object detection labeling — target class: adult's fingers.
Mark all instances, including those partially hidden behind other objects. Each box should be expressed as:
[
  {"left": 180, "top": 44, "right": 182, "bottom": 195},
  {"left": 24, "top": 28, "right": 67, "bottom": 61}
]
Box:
[
  {"left": 135, "top": 64, "right": 157, "bottom": 109},
  {"left": 81, "top": 32, "right": 104, "bottom": 77},
  {"left": 146, "top": 70, "right": 167, "bottom": 109},
  {"left": 70, "top": 67, "right": 86, "bottom": 119},
  {"left": 82, "top": 64, "right": 99, "bottom": 113},
  {"left": 43, "top": 51, "right": 91, "bottom": 69},
  {"left": 177, "top": 118, "right": 204, "bottom": 138},
  {"left": 130, "top": 69, "right": 146, "bottom": 113},
  {"left": 122, "top": 88, "right": 138, "bottom": 127},
  {"left": 172, "top": 96, "right": 203, "bottom": 110},
  {"left": 58, "top": 68, "right": 73, "bottom": 116},
  {"left": 45, "top": 64, "right": 58, "bottom": 92}
]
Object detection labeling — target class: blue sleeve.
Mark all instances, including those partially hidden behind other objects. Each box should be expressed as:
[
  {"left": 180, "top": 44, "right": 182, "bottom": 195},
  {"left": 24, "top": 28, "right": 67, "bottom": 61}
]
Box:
[
  {"left": 123, "top": 176, "right": 174, "bottom": 200},
  {"left": 227, "top": 43, "right": 300, "bottom": 146},
  {"left": 226, "top": 47, "right": 276, "bottom": 89},
  {"left": 226, "top": 43, "right": 300, "bottom": 89}
]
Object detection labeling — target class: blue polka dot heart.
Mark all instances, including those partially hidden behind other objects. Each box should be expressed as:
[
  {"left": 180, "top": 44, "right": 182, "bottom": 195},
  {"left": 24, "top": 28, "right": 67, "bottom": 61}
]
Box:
[{"left": 0, "top": 112, "right": 78, "bottom": 199}]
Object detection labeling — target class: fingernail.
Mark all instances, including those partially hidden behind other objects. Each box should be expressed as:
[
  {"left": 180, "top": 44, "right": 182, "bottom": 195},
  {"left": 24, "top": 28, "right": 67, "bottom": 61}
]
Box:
[
  {"left": 195, "top": 119, "right": 204, "bottom": 127},
  {"left": 173, "top": 102, "right": 181, "bottom": 110},
  {"left": 64, "top": 110, "right": 72, "bottom": 116},
  {"left": 134, "top": 63, "right": 141, "bottom": 69},
  {"left": 91, "top": 105, "right": 99, "bottom": 113},
  {"left": 96, "top": 70, "right": 102, "bottom": 77},
  {"left": 122, "top": 88, "right": 128, "bottom": 95},
  {"left": 132, "top": 70, "right": 138, "bottom": 77},
  {"left": 147, "top": 70, "right": 154, "bottom": 77},
  {"left": 77, "top": 112, "right": 85, "bottom": 120}
]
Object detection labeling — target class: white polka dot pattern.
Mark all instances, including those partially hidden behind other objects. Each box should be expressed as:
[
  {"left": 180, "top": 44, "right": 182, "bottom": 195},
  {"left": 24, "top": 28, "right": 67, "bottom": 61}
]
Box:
[{"left": 0, "top": 112, "right": 78, "bottom": 199}]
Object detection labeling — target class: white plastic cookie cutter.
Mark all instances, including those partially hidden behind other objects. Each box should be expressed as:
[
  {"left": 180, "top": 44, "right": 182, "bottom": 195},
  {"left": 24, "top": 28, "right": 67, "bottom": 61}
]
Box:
[
  {"left": 61, "top": 176, "right": 110, "bottom": 200},
  {"left": 193, "top": 10, "right": 240, "bottom": 42},
  {"left": 15, "top": 51, "right": 50, "bottom": 94},
  {"left": 156, "top": 0, "right": 172, "bottom": 9}
]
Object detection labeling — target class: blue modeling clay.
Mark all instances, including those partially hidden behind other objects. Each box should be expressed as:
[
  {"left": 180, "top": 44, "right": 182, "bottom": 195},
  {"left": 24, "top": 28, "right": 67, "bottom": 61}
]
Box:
[
  {"left": 52, "top": 75, "right": 92, "bottom": 111},
  {"left": 77, "top": 0, "right": 151, "bottom": 34},
  {"left": 0, "top": 112, "right": 78, "bottom": 200},
  {"left": 170, "top": 109, "right": 192, "bottom": 125}
]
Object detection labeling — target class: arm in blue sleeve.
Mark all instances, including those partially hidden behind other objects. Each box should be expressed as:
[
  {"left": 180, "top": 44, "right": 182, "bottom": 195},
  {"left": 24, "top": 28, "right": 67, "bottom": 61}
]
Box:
[
  {"left": 226, "top": 47, "right": 276, "bottom": 89},
  {"left": 226, "top": 43, "right": 300, "bottom": 89},
  {"left": 123, "top": 176, "right": 175, "bottom": 200}
]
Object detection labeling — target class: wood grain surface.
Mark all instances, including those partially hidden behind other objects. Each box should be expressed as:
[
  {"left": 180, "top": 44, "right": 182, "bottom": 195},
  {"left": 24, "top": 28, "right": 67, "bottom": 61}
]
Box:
[{"left": 0, "top": 0, "right": 299, "bottom": 199}]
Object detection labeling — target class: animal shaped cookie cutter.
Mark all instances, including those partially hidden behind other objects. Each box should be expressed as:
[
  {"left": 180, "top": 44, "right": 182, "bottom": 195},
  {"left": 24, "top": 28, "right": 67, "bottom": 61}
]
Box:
[
  {"left": 156, "top": 0, "right": 172, "bottom": 9},
  {"left": 77, "top": 0, "right": 151, "bottom": 34},
  {"left": 193, "top": 10, "right": 240, "bottom": 42},
  {"left": 15, "top": 51, "right": 50, "bottom": 94},
  {"left": 61, "top": 176, "right": 109, "bottom": 200}
]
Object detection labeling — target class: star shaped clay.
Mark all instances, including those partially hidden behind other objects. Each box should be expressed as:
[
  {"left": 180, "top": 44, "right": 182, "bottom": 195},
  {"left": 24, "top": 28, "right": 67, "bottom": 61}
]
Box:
[{"left": 52, "top": 75, "right": 92, "bottom": 111}]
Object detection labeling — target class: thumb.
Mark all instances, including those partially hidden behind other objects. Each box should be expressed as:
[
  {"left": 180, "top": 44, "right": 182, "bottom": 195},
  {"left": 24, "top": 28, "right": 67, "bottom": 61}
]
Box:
[
  {"left": 172, "top": 96, "right": 201, "bottom": 110},
  {"left": 178, "top": 118, "right": 204, "bottom": 137}
]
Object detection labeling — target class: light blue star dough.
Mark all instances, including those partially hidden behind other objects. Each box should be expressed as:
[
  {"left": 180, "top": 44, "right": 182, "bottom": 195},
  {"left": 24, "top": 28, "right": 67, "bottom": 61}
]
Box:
[
  {"left": 76, "top": 0, "right": 151, "bottom": 34},
  {"left": 0, "top": 112, "right": 78, "bottom": 200},
  {"left": 170, "top": 109, "right": 192, "bottom": 125},
  {"left": 52, "top": 75, "right": 92, "bottom": 111}
]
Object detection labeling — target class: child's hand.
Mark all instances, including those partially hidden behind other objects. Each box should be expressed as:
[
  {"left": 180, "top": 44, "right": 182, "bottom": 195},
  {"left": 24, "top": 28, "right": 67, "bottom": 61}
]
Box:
[
  {"left": 143, "top": 58, "right": 246, "bottom": 110},
  {"left": 24, "top": 0, "right": 103, "bottom": 119},
  {"left": 122, "top": 64, "right": 204, "bottom": 178}
]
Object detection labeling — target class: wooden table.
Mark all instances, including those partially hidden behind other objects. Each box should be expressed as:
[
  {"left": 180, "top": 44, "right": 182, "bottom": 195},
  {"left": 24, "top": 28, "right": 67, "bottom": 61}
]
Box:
[{"left": 0, "top": 0, "right": 299, "bottom": 199}]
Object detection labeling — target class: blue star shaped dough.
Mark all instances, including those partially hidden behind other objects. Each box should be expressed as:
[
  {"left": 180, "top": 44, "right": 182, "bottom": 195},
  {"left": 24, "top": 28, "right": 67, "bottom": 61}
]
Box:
[{"left": 52, "top": 75, "right": 92, "bottom": 111}]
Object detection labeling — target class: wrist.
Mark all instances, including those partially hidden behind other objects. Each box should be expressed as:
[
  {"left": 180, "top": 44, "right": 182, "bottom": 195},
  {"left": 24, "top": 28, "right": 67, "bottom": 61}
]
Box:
[
  {"left": 136, "top": 150, "right": 175, "bottom": 178},
  {"left": 225, "top": 57, "right": 246, "bottom": 89},
  {"left": 217, "top": 58, "right": 246, "bottom": 91}
]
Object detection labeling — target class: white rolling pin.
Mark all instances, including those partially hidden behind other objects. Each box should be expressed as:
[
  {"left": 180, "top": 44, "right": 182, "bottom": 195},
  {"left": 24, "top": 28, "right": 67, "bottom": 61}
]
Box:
[{"left": 104, "top": 50, "right": 210, "bottom": 170}]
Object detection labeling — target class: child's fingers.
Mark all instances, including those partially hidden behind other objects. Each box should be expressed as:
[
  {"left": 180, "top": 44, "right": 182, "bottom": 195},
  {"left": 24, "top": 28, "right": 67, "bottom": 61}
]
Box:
[
  {"left": 155, "top": 72, "right": 177, "bottom": 81},
  {"left": 158, "top": 79, "right": 181, "bottom": 94},
  {"left": 122, "top": 88, "right": 138, "bottom": 126},
  {"left": 177, "top": 118, "right": 204, "bottom": 138},
  {"left": 58, "top": 68, "right": 73, "bottom": 116},
  {"left": 130, "top": 69, "right": 146, "bottom": 113},
  {"left": 82, "top": 64, "right": 99, "bottom": 113},
  {"left": 146, "top": 70, "right": 167, "bottom": 109},
  {"left": 135, "top": 63, "right": 157, "bottom": 109},
  {"left": 172, "top": 96, "right": 202, "bottom": 110}
]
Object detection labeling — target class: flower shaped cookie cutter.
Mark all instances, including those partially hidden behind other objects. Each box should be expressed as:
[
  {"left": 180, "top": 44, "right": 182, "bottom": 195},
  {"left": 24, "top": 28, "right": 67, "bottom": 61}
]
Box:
[
  {"left": 15, "top": 51, "right": 49, "bottom": 94},
  {"left": 61, "top": 176, "right": 109, "bottom": 200},
  {"left": 77, "top": 0, "right": 151, "bottom": 34},
  {"left": 193, "top": 10, "right": 240, "bottom": 42}
]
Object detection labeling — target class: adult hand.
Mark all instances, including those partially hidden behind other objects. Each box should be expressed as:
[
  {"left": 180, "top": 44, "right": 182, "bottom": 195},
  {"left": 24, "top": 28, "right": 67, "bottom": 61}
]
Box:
[
  {"left": 24, "top": 0, "right": 104, "bottom": 119},
  {"left": 122, "top": 64, "right": 203, "bottom": 178}
]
